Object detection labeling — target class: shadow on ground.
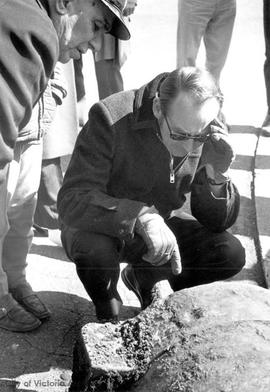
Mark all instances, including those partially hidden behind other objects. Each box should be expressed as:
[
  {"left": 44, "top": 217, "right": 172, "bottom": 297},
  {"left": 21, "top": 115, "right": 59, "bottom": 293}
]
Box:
[
  {"left": 29, "top": 244, "right": 69, "bottom": 262},
  {"left": 229, "top": 124, "right": 259, "bottom": 135},
  {"left": 0, "top": 291, "right": 138, "bottom": 381}
]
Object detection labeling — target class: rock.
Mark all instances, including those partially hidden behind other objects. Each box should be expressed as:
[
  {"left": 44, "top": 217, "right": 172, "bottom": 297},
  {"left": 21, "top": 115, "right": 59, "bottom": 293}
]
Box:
[{"left": 69, "top": 282, "right": 270, "bottom": 392}]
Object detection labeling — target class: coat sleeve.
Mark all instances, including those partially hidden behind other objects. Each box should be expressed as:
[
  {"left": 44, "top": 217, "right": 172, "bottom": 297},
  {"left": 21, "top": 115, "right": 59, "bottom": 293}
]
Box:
[
  {"left": 0, "top": 0, "right": 58, "bottom": 176},
  {"left": 57, "top": 101, "right": 146, "bottom": 240},
  {"left": 190, "top": 167, "right": 240, "bottom": 232}
]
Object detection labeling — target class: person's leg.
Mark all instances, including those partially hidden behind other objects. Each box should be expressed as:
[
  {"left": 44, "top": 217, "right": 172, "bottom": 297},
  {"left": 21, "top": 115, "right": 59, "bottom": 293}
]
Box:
[
  {"left": 0, "top": 174, "right": 41, "bottom": 333},
  {"left": 122, "top": 235, "right": 158, "bottom": 309},
  {"left": 176, "top": 0, "right": 213, "bottom": 68},
  {"left": 61, "top": 226, "right": 122, "bottom": 320},
  {"left": 0, "top": 165, "right": 10, "bottom": 298},
  {"left": 3, "top": 141, "right": 42, "bottom": 288},
  {"left": 0, "top": 141, "right": 45, "bottom": 331},
  {"left": 262, "top": 0, "right": 270, "bottom": 134},
  {"left": 167, "top": 216, "right": 245, "bottom": 291},
  {"left": 34, "top": 157, "right": 63, "bottom": 230},
  {"left": 73, "top": 55, "right": 88, "bottom": 128},
  {"left": 94, "top": 58, "right": 124, "bottom": 100},
  {"left": 73, "top": 56, "right": 86, "bottom": 103},
  {"left": 204, "top": 0, "right": 236, "bottom": 82}
]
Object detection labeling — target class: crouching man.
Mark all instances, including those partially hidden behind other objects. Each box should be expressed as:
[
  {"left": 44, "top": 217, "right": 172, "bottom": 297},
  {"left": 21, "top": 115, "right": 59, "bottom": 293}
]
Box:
[{"left": 57, "top": 67, "right": 245, "bottom": 322}]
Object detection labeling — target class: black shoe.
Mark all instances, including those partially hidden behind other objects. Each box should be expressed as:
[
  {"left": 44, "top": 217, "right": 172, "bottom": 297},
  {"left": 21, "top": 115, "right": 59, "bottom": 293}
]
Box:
[
  {"left": 10, "top": 283, "right": 51, "bottom": 321},
  {"left": 121, "top": 265, "right": 153, "bottom": 310},
  {"left": 95, "top": 298, "right": 122, "bottom": 322},
  {"left": 0, "top": 294, "right": 41, "bottom": 332}
]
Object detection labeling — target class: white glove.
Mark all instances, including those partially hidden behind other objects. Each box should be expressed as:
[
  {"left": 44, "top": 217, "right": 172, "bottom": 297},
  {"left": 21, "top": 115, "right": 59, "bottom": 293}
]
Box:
[{"left": 135, "top": 212, "right": 182, "bottom": 275}]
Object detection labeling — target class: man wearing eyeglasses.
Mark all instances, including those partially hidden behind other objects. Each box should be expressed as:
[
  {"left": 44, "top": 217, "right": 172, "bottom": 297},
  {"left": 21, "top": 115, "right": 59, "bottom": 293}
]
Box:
[{"left": 58, "top": 66, "right": 245, "bottom": 322}]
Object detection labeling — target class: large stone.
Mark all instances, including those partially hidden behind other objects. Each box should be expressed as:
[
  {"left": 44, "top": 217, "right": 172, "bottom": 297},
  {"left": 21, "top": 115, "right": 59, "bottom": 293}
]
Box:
[{"left": 69, "top": 282, "right": 270, "bottom": 391}]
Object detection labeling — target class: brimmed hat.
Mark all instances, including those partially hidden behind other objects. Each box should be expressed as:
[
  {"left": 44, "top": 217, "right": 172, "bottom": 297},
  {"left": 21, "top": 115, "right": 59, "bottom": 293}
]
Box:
[{"left": 100, "top": 0, "right": 130, "bottom": 40}]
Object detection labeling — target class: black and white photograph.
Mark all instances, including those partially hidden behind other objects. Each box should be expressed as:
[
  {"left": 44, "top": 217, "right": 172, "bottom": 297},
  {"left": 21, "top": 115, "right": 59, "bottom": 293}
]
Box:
[{"left": 0, "top": 1, "right": 269, "bottom": 391}]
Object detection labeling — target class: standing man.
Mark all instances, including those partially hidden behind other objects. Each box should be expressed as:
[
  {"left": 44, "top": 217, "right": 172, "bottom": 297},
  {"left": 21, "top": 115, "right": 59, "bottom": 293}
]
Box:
[
  {"left": 0, "top": 0, "right": 130, "bottom": 332},
  {"left": 94, "top": 0, "right": 138, "bottom": 99},
  {"left": 58, "top": 67, "right": 245, "bottom": 322},
  {"left": 262, "top": 0, "right": 270, "bottom": 136},
  {"left": 176, "top": 0, "right": 236, "bottom": 84}
]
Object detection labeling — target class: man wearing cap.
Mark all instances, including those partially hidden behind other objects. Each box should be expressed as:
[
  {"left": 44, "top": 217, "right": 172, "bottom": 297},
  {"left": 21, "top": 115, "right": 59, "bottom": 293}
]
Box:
[
  {"left": 58, "top": 66, "right": 245, "bottom": 322},
  {"left": 0, "top": 0, "right": 129, "bottom": 332}
]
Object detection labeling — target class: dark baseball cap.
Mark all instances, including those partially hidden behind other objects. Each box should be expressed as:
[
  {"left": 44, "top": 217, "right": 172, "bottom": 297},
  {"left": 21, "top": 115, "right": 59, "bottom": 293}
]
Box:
[{"left": 100, "top": 0, "right": 131, "bottom": 40}]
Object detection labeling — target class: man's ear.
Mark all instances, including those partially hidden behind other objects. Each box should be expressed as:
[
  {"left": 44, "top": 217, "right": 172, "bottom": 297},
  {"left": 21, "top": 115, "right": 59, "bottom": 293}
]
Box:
[
  {"left": 55, "top": 0, "right": 72, "bottom": 15},
  {"left": 152, "top": 94, "right": 162, "bottom": 120}
]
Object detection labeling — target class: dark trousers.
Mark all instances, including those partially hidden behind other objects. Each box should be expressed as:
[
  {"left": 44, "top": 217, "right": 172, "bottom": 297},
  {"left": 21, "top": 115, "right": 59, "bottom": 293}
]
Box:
[
  {"left": 61, "top": 215, "right": 245, "bottom": 307},
  {"left": 73, "top": 56, "right": 85, "bottom": 102},
  {"left": 34, "top": 157, "right": 63, "bottom": 229},
  {"left": 73, "top": 55, "right": 123, "bottom": 103},
  {"left": 94, "top": 59, "right": 124, "bottom": 100},
  {"left": 264, "top": 0, "right": 270, "bottom": 112}
]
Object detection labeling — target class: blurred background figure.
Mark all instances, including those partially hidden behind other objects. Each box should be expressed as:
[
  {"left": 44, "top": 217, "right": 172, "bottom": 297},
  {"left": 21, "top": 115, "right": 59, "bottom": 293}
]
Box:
[
  {"left": 94, "top": 0, "right": 137, "bottom": 99},
  {"left": 34, "top": 62, "right": 78, "bottom": 237},
  {"left": 74, "top": 56, "right": 87, "bottom": 129},
  {"left": 176, "top": 0, "right": 236, "bottom": 85},
  {"left": 262, "top": 0, "right": 270, "bottom": 136},
  {"left": 75, "top": 0, "right": 138, "bottom": 126}
]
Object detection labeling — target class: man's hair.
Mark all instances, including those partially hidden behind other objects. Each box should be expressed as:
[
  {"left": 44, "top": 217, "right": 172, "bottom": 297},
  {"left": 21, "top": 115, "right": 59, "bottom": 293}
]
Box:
[{"left": 159, "top": 66, "right": 223, "bottom": 115}]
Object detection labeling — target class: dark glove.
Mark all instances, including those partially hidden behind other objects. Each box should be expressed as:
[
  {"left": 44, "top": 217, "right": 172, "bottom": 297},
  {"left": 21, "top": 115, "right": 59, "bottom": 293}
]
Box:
[
  {"left": 201, "top": 120, "right": 235, "bottom": 183},
  {"left": 135, "top": 213, "right": 182, "bottom": 275}
]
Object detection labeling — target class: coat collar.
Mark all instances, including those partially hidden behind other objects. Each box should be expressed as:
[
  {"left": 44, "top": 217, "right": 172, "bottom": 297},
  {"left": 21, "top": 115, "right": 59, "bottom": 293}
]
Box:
[{"left": 131, "top": 72, "right": 168, "bottom": 132}]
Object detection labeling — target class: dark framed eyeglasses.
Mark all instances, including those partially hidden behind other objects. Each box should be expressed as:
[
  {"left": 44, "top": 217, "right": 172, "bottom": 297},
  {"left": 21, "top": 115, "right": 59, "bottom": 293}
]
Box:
[{"left": 164, "top": 115, "right": 210, "bottom": 143}]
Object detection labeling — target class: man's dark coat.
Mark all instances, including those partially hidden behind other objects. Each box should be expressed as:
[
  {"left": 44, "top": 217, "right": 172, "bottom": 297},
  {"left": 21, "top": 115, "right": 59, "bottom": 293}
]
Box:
[{"left": 58, "top": 73, "right": 239, "bottom": 239}]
